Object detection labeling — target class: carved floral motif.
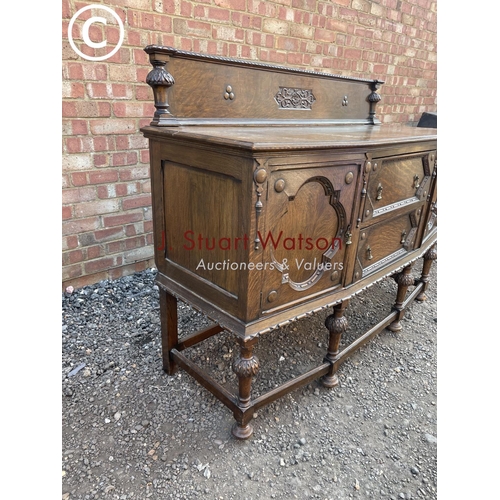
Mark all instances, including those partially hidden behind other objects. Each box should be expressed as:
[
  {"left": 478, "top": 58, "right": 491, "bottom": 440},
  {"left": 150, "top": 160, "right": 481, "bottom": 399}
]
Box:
[
  {"left": 146, "top": 63, "right": 175, "bottom": 87},
  {"left": 232, "top": 355, "right": 260, "bottom": 379},
  {"left": 275, "top": 87, "right": 316, "bottom": 109},
  {"left": 325, "top": 314, "right": 348, "bottom": 335}
]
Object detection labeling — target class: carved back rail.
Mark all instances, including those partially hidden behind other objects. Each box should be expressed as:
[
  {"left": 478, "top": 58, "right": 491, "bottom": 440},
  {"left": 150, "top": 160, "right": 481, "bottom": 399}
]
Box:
[{"left": 144, "top": 45, "right": 383, "bottom": 127}]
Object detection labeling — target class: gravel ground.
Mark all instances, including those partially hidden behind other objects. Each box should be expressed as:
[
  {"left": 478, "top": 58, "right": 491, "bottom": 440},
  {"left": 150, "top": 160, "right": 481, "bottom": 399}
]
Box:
[{"left": 62, "top": 260, "right": 437, "bottom": 500}]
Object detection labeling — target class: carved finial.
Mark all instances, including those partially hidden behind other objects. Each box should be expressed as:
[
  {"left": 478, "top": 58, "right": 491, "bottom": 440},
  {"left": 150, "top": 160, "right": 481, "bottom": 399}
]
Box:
[
  {"left": 145, "top": 50, "right": 178, "bottom": 126},
  {"left": 367, "top": 80, "right": 383, "bottom": 125}
]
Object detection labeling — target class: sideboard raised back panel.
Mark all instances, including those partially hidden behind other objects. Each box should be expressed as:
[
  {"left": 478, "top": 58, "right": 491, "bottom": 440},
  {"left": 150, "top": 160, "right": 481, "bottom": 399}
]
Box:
[
  {"left": 144, "top": 45, "right": 383, "bottom": 125},
  {"left": 141, "top": 46, "right": 437, "bottom": 439}
]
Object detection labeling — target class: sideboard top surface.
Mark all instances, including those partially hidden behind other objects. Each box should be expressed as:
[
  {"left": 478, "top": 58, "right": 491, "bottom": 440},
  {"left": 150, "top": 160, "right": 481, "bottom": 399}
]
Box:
[{"left": 141, "top": 123, "right": 437, "bottom": 151}]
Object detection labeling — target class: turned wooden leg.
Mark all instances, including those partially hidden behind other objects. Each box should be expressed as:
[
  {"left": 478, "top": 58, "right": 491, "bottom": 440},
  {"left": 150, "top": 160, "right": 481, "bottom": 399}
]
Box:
[
  {"left": 322, "top": 300, "right": 350, "bottom": 388},
  {"left": 388, "top": 264, "right": 414, "bottom": 332},
  {"left": 231, "top": 337, "right": 259, "bottom": 439},
  {"left": 416, "top": 244, "right": 437, "bottom": 302},
  {"left": 159, "top": 288, "right": 178, "bottom": 375}
]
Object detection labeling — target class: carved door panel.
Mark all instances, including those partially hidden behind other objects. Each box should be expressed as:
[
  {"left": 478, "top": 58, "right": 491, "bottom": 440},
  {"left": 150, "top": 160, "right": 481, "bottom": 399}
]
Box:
[{"left": 260, "top": 164, "right": 358, "bottom": 313}]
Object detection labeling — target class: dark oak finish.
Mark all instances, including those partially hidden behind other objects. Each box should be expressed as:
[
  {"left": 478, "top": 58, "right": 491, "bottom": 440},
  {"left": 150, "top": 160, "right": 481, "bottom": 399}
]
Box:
[{"left": 141, "top": 46, "right": 437, "bottom": 439}]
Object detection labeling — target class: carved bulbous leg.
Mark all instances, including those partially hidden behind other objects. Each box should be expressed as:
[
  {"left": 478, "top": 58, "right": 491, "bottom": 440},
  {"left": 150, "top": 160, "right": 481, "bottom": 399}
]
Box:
[
  {"left": 231, "top": 337, "right": 259, "bottom": 439},
  {"left": 388, "top": 264, "right": 414, "bottom": 332},
  {"left": 322, "top": 300, "right": 349, "bottom": 388},
  {"left": 416, "top": 244, "right": 437, "bottom": 302}
]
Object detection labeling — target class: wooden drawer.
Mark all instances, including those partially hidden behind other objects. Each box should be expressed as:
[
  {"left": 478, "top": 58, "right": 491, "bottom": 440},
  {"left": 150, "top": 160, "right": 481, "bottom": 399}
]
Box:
[
  {"left": 363, "top": 151, "right": 436, "bottom": 222},
  {"left": 354, "top": 208, "right": 422, "bottom": 281}
]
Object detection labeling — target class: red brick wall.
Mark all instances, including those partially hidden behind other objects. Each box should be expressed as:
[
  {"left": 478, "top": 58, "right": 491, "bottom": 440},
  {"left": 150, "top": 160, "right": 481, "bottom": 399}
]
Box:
[{"left": 62, "top": 0, "right": 437, "bottom": 289}]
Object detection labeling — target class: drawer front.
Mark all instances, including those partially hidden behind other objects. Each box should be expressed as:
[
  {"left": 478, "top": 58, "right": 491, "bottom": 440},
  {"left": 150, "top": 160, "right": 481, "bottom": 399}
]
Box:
[
  {"left": 363, "top": 151, "right": 436, "bottom": 222},
  {"left": 354, "top": 208, "right": 422, "bottom": 281},
  {"left": 260, "top": 163, "right": 360, "bottom": 313}
]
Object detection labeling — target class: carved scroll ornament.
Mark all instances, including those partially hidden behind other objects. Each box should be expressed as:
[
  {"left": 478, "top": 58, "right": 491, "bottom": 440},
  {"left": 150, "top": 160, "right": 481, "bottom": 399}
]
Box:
[{"left": 275, "top": 87, "right": 316, "bottom": 110}]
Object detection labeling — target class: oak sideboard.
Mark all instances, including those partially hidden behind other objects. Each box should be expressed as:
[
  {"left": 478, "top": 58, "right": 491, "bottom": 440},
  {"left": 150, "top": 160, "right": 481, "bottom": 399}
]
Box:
[{"left": 141, "top": 45, "right": 437, "bottom": 439}]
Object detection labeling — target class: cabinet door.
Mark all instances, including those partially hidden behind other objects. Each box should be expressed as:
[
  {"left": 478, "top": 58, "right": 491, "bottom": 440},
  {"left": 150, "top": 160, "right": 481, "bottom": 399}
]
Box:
[{"left": 260, "top": 164, "right": 358, "bottom": 313}]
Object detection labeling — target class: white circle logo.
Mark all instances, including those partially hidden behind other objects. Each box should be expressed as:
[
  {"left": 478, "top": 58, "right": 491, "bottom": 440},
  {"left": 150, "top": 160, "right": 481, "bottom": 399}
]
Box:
[{"left": 68, "top": 5, "right": 124, "bottom": 61}]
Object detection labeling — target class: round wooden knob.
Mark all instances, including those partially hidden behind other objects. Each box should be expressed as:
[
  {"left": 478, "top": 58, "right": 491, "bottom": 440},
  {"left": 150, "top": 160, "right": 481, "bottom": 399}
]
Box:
[
  {"left": 274, "top": 179, "right": 285, "bottom": 192},
  {"left": 254, "top": 168, "right": 267, "bottom": 184},
  {"left": 267, "top": 291, "right": 278, "bottom": 302}
]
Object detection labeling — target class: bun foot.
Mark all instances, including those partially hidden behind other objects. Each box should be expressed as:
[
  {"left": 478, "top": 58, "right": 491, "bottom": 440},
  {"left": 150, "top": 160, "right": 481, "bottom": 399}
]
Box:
[
  {"left": 387, "top": 320, "right": 402, "bottom": 332},
  {"left": 322, "top": 373, "right": 339, "bottom": 388},
  {"left": 416, "top": 291, "right": 427, "bottom": 302},
  {"left": 232, "top": 422, "right": 253, "bottom": 440}
]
